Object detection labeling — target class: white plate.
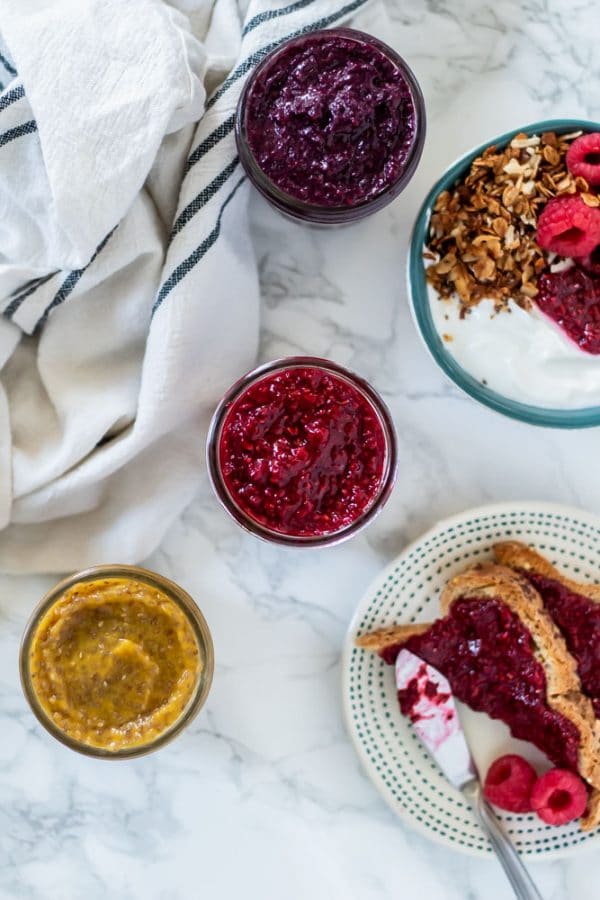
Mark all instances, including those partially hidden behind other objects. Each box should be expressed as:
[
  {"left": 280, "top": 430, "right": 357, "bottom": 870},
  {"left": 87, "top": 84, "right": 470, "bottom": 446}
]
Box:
[{"left": 342, "top": 501, "right": 600, "bottom": 860}]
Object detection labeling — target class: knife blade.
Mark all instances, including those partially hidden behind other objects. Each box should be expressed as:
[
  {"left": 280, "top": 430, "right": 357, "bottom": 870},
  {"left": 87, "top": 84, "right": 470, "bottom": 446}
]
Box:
[
  {"left": 394, "top": 648, "right": 543, "bottom": 900},
  {"left": 395, "top": 647, "right": 476, "bottom": 789}
]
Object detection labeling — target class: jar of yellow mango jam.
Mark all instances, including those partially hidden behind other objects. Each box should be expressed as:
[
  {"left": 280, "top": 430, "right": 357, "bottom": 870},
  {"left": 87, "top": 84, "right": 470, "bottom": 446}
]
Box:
[{"left": 20, "top": 565, "right": 214, "bottom": 758}]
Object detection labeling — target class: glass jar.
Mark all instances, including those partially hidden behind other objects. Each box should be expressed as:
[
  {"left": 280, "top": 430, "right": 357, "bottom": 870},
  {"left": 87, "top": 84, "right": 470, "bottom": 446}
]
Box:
[
  {"left": 206, "top": 356, "right": 398, "bottom": 546},
  {"left": 20, "top": 565, "right": 214, "bottom": 759},
  {"left": 235, "top": 27, "right": 426, "bottom": 225}
]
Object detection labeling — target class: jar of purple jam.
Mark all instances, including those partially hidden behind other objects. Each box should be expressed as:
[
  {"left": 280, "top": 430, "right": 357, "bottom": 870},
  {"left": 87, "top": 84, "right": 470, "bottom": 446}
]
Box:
[
  {"left": 206, "top": 358, "right": 398, "bottom": 546},
  {"left": 235, "top": 28, "right": 426, "bottom": 225}
]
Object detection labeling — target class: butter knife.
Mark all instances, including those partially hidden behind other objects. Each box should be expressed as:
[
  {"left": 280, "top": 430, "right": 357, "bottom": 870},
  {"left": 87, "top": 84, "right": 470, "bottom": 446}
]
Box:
[{"left": 395, "top": 649, "right": 543, "bottom": 900}]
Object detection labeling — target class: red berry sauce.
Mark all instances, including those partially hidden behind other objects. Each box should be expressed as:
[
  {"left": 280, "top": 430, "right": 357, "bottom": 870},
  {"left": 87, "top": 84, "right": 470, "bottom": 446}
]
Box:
[
  {"left": 218, "top": 366, "right": 387, "bottom": 537},
  {"left": 521, "top": 570, "right": 600, "bottom": 718},
  {"left": 380, "top": 597, "right": 580, "bottom": 771},
  {"left": 536, "top": 265, "right": 600, "bottom": 354}
]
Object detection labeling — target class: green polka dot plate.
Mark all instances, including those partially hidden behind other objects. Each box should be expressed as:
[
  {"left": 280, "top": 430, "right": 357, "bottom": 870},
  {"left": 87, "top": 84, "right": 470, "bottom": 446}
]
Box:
[{"left": 342, "top": 501, "right": 600, "bottom": 859}]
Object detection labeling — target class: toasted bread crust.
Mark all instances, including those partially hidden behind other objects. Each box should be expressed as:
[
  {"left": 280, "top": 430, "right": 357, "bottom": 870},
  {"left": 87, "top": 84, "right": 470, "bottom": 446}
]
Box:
[
  {"left": 440, "top": 564, "right": 580, "bottom": 696},
  {"left": 492, "top": 542, "right": 600, "bottom": 828},
  {"left": 440, "top": 564, "right": 600, "bottom": 797},
  {"left": 355, "top": 623, "right": 430, "bottom": 654},
  {"left": 356, "top": 559, "right": 600, "bottom": 828},
  {"left": 494, "top": 540, "right": 600, "bottom": 604}
]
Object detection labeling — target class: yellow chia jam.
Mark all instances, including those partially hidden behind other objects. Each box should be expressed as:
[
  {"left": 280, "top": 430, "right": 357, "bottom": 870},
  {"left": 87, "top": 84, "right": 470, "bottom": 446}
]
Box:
[{"left": 26, "top": 575, "right": 203, "bottom": 753}]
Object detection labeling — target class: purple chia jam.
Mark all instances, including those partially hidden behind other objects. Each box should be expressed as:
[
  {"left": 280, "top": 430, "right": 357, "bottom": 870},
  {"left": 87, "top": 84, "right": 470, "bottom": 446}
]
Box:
[{"left": 243, "top": 32, "right": 419, "bottom": 208}]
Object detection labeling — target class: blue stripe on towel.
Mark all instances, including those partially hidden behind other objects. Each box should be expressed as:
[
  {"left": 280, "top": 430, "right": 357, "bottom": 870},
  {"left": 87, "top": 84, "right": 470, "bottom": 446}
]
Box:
[
  {"left": 242, "top": 0, "right": 318, "bottom": 36},
  {"left": 0, "top": 84, "right": 24, "bottom": 112},
  {"left": 0, "top": 51, "right": 16, "bottom": 77},
  {"left": 34, "top": 230, "right": 116, "bottom": 330},
  {"left": 172, "top": 156, "right": 239, "bottom": 237},
  {"left": 153, "top": 177, "right": 246, "bottom": 315},
  {"left": 0, "top": 119, "right": 36, "bottom": 148},
  {"left": 184, "top": 114, "right": 236, "bottom": 175},
  {"left": 3, "top": 272, "right": 59, "bottom": 320}
]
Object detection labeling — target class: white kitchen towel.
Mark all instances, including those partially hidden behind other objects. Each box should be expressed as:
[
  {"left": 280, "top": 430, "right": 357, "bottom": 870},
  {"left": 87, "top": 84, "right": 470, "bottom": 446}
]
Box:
[{"left": 0, "top": 0, "right": 372, "bottom": 573}]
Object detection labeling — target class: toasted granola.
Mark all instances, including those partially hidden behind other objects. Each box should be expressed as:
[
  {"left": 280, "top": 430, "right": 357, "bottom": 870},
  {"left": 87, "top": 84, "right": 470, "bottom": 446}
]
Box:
[{"left": 425, "top": 131, "right": 588, "bottom": 313}]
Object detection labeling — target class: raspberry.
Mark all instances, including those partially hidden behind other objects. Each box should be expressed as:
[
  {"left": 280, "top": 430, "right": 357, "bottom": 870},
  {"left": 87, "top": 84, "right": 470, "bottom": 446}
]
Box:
[
  {"left": 536, "top": 195, "right": 600, "bottom": 258},
  {"left": 566, "top": 133, "right": 600, "bottom": 186},
  {"left": 483, "top": 754, "right": 537, "bottom": 813},
  {"left": 530, "top": 769, "right": 587, "bottom": 826}
]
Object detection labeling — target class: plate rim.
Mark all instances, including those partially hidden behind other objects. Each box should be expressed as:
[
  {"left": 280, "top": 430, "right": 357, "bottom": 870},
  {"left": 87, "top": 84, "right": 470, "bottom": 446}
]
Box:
[{"left": 342, "top": 500, "right": 600, "bottom": 860}]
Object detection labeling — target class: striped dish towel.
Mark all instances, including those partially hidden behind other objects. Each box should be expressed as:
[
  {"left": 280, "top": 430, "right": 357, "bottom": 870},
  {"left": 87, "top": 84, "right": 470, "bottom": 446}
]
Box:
[{"left": 0, "top": 0, "right": 373, "bottom": 574}]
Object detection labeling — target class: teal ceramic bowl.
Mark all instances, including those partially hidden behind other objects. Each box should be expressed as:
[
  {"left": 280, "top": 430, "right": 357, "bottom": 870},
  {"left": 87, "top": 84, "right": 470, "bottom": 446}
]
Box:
[{"left": 408, "top": 118, "right": 600, "bottom": 429}]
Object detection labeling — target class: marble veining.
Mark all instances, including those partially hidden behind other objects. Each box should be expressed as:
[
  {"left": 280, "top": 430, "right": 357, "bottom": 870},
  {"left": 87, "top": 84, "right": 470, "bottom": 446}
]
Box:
[{"left": 1, "top": 0, "right": 599, "bottom": 897}]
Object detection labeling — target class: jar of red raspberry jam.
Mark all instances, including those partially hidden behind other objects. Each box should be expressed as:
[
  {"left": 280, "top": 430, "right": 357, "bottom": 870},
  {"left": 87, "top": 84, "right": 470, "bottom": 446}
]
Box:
[
  {"left": 206, "top": 358, "right": 397, "bottom": 546},
  {"left": 235, "top": 28, "right": 426, "bottom": 225}
]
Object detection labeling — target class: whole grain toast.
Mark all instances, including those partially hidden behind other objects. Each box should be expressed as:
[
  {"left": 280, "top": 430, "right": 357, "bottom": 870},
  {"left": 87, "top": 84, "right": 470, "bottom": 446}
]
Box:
[
  {"left": 440, "top": 564, "right": 582, "bottom": 698},
  {"left": 442, "top": 564, "right": 600, "bottom": 824},
  {"left": 356, "top": 562, "right": 600, "bottom": 829}
]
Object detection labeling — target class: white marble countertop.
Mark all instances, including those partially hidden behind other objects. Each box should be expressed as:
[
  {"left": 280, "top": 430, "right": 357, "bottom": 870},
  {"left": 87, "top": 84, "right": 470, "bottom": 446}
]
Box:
[{"left": 2, "top": 1, "right": 599, "bottom": 898}]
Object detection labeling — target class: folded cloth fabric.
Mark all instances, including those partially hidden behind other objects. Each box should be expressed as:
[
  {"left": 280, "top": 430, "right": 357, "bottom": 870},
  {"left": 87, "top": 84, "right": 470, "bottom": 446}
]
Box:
[{"left": 0, "top": 0, "right": 372, "bottom": 573}]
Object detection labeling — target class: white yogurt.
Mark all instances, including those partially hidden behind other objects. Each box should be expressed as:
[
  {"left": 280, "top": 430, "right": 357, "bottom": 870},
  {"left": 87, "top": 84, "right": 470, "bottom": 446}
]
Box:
[{"left": 427, "top": 286, "right": 600, "bottom": 409}]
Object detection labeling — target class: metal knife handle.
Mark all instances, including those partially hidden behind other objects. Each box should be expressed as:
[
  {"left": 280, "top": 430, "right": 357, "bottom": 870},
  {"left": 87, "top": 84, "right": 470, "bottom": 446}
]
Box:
[{"left": 462, "top": 779, "right": 543, "bottom": 900}]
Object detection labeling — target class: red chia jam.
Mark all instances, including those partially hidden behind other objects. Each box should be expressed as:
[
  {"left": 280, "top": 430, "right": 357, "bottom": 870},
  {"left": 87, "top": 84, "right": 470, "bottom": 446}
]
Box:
[
  {"left": 243, "top": 31, "right": 419, "bottom": 207},
  {"left": 521, "top": 570, "right": 600, "bottom": 718},
  {"left": 380, "top": 597, "right": 580, "bottom": 771},
  {"left": 218, "top": 366, "right": 387, "bottom": 537},
  {"left": 536, "top": 265, "right": 600, "bottom": 354}
]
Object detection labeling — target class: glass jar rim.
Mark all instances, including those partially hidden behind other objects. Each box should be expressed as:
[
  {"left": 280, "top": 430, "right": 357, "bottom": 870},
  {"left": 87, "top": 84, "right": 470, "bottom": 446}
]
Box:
[
  {"left": 19, "top": 564, "right": 214, "bottom": 760},
  {"left": 206, "top": 356, "right": 398, "bottom": 546},
  {"left": 235, "top": 27, "right": 426, "bottom": 224}
]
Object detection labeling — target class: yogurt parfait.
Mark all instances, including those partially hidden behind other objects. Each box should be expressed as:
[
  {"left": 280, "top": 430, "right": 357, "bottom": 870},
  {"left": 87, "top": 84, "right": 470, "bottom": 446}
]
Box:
[{"left": 421, "top": 126, "right": 600, "bottom": 413}]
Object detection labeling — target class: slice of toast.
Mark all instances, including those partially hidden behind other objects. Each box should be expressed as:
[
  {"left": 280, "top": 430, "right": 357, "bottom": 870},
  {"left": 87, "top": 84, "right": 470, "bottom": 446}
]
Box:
[
  {"left": 357, "top": 562, "right": 600, "bottom": 829},
  {"left": 440, "top": 564, "right": 583, "bottom": 697},
  {"left": 441, "top": 564, "right": 600, "bottom": 830}
]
